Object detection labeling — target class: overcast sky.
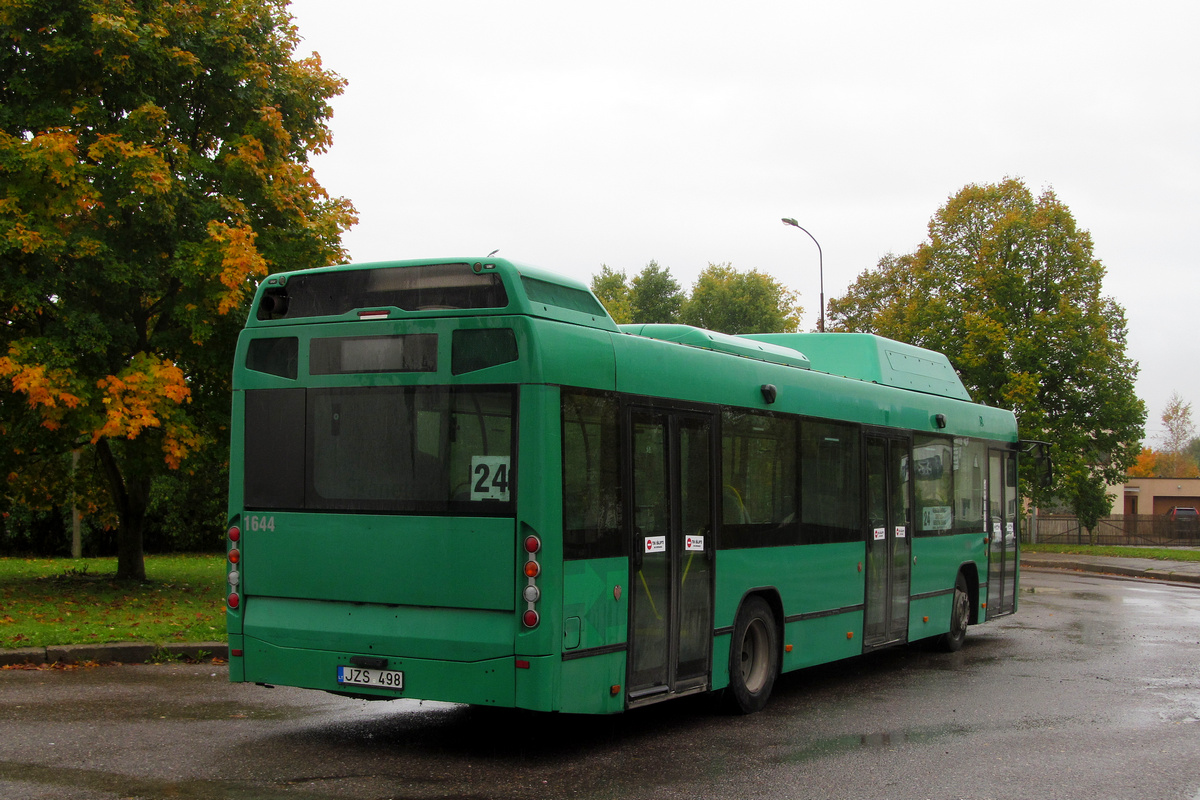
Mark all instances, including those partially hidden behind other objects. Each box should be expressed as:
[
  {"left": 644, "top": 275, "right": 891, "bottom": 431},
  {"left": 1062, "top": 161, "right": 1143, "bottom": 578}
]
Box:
[{"left": 287, "top": 0, "right": 1197, "bottom": 443}]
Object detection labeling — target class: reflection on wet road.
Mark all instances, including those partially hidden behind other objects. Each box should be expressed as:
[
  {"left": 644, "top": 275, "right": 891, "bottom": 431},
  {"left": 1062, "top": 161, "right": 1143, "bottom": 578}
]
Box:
[{"left": 2, "top": 570, "right": 1198, "bottom": 799}]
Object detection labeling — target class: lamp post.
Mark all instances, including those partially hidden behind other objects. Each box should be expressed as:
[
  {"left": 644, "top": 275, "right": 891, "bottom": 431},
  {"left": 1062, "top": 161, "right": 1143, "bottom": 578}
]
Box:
[{"left": 781, "top": 217, "right": 824, "bottom": 332}]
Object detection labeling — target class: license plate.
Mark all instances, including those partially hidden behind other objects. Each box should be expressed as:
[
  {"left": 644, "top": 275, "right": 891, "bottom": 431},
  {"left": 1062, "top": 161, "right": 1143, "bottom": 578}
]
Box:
[{"left": 337, "top": 665, "right": 404, "bottom": 690}]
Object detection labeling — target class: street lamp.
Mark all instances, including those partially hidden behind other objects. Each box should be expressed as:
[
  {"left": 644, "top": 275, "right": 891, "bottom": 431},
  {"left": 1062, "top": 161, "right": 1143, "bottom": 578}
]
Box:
[{"left": 781, "top": 218, "right": 824, "bottom": 332}]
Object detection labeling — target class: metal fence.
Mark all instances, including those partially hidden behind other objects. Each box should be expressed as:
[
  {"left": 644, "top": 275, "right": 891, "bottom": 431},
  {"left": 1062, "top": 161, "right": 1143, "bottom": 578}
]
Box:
[{"left": 1029, "top": 515, "right": 1200, "bottom": 547}]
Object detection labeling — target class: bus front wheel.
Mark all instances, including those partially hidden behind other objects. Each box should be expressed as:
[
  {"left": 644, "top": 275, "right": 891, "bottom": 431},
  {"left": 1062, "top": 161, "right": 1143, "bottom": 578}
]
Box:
[
  {"left": 938, "top": 573, "right": 970, "bottom": 652},
  {"left": 725, "top": 596, "right": 779, "bottom": 714}
]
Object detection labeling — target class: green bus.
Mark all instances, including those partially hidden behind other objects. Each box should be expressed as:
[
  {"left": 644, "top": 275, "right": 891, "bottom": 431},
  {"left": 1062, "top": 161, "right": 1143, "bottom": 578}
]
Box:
[{"left": 226, "top": 257, "right": 1038, "bottom": 714}]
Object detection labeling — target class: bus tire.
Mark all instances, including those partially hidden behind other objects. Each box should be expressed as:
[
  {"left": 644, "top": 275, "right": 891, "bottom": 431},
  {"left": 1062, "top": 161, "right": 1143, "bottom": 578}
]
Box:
[
  {"left": 938, "top": 573, "right": 970, "bottom": 652},
  {"left": 725, "top": 596, "right": 779, "bottom": 714}
]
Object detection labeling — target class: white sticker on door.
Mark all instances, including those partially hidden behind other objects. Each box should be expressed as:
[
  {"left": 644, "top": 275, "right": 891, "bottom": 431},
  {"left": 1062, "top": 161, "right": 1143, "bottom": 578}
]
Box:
[
  {"left": 895, "top": 526, "right": 906, "bottom": 539},
  {"left": 874, "top": 527, "right": 886, "bottom": 541},
  {"left": 685, "top": 535, "right": 705, "bottom": 552},
  {"left": 644, "top": 536, "right": 666, "bottom": 554},
  {"left": 470, "top": 456, "right": 511, "bottom": 501}
]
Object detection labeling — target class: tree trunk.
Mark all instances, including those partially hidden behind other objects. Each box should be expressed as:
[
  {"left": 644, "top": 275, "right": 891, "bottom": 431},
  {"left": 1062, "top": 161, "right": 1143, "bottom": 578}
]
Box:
[{"left": 95, "top": 438, "right": 150, "bottom": 581}]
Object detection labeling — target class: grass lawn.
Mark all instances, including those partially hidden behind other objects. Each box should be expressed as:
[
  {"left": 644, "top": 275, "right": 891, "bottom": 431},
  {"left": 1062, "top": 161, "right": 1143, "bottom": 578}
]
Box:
[
  {"left": 0, "top": 554, "right": 226, "bottom": 650},
  {"left": 1023, "top": 543, "right": 1200, "bottom": 561}
]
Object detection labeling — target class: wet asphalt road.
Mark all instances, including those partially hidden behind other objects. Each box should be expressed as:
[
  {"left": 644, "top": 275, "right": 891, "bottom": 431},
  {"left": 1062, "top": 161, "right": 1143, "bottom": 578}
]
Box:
[{"left": 2, "top": 570, "right": 1199, "bottom": 800}]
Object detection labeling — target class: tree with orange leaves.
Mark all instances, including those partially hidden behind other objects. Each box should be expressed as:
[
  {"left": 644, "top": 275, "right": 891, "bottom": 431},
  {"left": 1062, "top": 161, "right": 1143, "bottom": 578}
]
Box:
[{"left": 0, "top": 0, "right": 356, "bottom": 578}]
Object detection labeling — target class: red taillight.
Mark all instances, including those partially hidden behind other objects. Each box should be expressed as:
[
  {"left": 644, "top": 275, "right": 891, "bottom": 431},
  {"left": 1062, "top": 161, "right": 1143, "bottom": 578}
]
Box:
[
  {"left": 227, "top": 526, "right": 240, "bottom": 543},
  {"left": 228, "top": 592, "right": 240, "bottom": 609},
  {"left": 228, "top": 548, "right": 240, "bottom": 564},
  {"left": 522, "top": 609, "right": 539, "bottom": 628},
  {"left": 523, "top": 535, "right": 541, "bottom": 554},
  {"left": 523, "top": 560, "right": 541, "bottom": 578}
]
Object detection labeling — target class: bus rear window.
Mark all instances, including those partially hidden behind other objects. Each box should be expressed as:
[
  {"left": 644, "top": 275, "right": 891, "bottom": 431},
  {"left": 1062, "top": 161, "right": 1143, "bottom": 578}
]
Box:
[
  {"left": 522, "top": 276, "right": 607, "bottom": 316},
  {"left": 244, "top": 385, "right": 516, "bottom": 515},
  {"left": 257, "top": 263, "right": 509, "bottom": 320},
  {"left": 452, "top": 329, "right": 518, "bottom": 375},
  {"left": 245, "top": 337, "right": 298, "bottom": 379},
  {"left": 311, "top": 334, "right": 437, "bottom": 374}
]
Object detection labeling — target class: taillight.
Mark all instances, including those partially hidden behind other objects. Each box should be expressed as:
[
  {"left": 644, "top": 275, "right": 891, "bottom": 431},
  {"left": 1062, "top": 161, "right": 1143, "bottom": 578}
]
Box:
[
  {"left": 228, "top": 525, "right": 241, "bottom": 609},
  {"left": 521, "top": 534, "right": 541, "bottom": 628}
]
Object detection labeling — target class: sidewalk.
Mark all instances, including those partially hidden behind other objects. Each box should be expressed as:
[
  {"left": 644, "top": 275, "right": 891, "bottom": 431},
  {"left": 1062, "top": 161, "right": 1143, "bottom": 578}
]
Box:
[
  {"left": 0, "top": 641, "right": 227, "bottom": 668},
  {"left": 1021, "top": 551, "right": 1200, "bottom": 585}
]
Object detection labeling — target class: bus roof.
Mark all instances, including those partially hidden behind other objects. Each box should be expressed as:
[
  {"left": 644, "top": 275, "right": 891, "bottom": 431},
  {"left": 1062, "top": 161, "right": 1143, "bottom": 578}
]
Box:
[
  {"left": 741, "top": 333, "right": 973, "bottom": 401},
  {"left": 615, "top": 326, "right": 971, "bottom": 402},
  {"left": 246, "top": 257, "right": 619, "bottom": 332}
]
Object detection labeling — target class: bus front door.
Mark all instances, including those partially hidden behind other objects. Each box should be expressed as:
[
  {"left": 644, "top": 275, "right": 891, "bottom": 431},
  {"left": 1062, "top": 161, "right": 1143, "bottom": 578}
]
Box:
[
  {"left": 626, "top": 408, "right": 715, "bottom": 704},
  {"left": 864, "top": 433, "right": 912, "bottom": 649},
  {"left": 987, "top": 449, "right": 1018, "bottom": 618}
]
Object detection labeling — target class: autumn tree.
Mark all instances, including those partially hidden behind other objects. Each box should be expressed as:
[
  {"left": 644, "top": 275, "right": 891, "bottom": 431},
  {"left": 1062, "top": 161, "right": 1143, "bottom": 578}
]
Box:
[
  {"left": 0, "top": 0, "right": 355, "bottom": 578},
  {"left": 1131, "top": 394, "right": 1200, "bottom": 478},
  {"left": 680, "top": 263, "right": 801, "bottom": 335},
  {"left": 1157, "top": 393, "right": 1198, "bottom": 476},
  {"left": 828, "top": 179, "right": 1145, "bottom": 517},
  {"left": 1127, "top": 448, "right": 1159, "bottom": 479}
]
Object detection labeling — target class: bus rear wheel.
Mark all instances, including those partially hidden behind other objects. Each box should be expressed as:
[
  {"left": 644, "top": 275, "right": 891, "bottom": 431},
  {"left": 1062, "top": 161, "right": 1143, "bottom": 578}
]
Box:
[
  {"left": 725, "top": 596, "right": 779, "bottom": 714},
  {"left": 938, "top": 573, "right": 970, "bottom": 652}
]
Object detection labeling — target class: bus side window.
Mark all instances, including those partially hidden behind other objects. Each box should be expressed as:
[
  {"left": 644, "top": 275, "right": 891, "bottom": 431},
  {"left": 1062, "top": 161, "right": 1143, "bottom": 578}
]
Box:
[
  {"left": 914, "top": 434, "right": 954, "bottom": 534},
  {"left": 800, "top": 421, "right": 861, "bottom": 544},
  {"left": 720, "top": 410, "right": 798, "bottom": 548},
  {"left": 561, "top": 391, "right": 622, "bottom": 560},
  {"left": 954, "top": 437, "right": 986, "bottom": 533}
]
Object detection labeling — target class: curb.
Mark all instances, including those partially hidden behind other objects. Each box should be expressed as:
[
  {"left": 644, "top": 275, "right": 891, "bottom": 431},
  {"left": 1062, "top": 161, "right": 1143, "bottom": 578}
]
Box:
[
  {"left": 0, "top": 641, "right": 228, "bottom": 668},
  {"left": 1021, "top": 559, "right": 1200, "bottom": 585}
]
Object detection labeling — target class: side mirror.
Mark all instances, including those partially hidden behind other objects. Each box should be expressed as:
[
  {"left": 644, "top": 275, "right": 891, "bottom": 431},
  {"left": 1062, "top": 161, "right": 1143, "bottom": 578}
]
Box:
[{"left": 1020, "top": 440, "right": 1053, "bottom": 489}]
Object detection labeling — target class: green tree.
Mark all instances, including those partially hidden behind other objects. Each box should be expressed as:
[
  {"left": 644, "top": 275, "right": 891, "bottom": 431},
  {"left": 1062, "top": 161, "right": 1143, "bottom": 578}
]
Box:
[
  {"left": 629, "top": 261, "right": 684, "bottom": 324},
  {"left": 826, "top": 252, "right": 915, "bottom": 334},
  {"left": 1062, "top": 465, "right": 1114, "bottom": 544},
  {"left": 0, "top": 0, "right": 355, "bottom": 579},
  {"left": 828, "top": 179, "right": 1145, "bottom": 514},
  {"left": 680, "top": 263, "right": 801, "bottom": 334},
  {"left": 590, "top": 264, "right": 632, "bottom": 324}
]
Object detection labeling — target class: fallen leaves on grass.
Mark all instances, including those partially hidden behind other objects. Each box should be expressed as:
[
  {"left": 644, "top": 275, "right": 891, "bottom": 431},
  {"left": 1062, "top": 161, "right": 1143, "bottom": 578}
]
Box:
[{"left": 2, "top": 660, "right": 107, "bottom": 671}]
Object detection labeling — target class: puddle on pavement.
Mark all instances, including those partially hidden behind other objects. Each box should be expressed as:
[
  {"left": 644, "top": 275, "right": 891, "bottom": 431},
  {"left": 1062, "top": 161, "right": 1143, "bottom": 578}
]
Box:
[
  {"left": 0, "top": 760, "right": 325, "bottom": 800},
  {"left": 776, "top": 723, "right": 972, "bottom": 763},
  {"left": 1067, "top": 591, "right": 1113, "bottom": 602},
  {"left": 1120, "top": 595, "right": 1171, "bottom": 611},
  {"left": 3, "top": 697, "right": 311, "bottom": 723},
  {"left": 1022, "top": 586, "right": 1116, "bottom": 603}
]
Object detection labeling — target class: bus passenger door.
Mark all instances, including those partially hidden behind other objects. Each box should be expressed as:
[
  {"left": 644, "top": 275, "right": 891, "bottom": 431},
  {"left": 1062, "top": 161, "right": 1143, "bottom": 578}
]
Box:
[
  {"left": 626, "top": 408, "right": 715, "bottom": 703},
  {"left": 987, "top": 449, "right": 1018, "bottom": 618},
  {"left": 863, "top": 433, "right": 912, "bottom": 649}
]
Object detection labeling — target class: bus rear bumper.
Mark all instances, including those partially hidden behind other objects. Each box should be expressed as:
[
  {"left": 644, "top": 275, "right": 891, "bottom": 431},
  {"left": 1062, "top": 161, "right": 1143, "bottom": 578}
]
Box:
[{"left": 236, "top": 635, "right": 519, "bottom": 707}]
